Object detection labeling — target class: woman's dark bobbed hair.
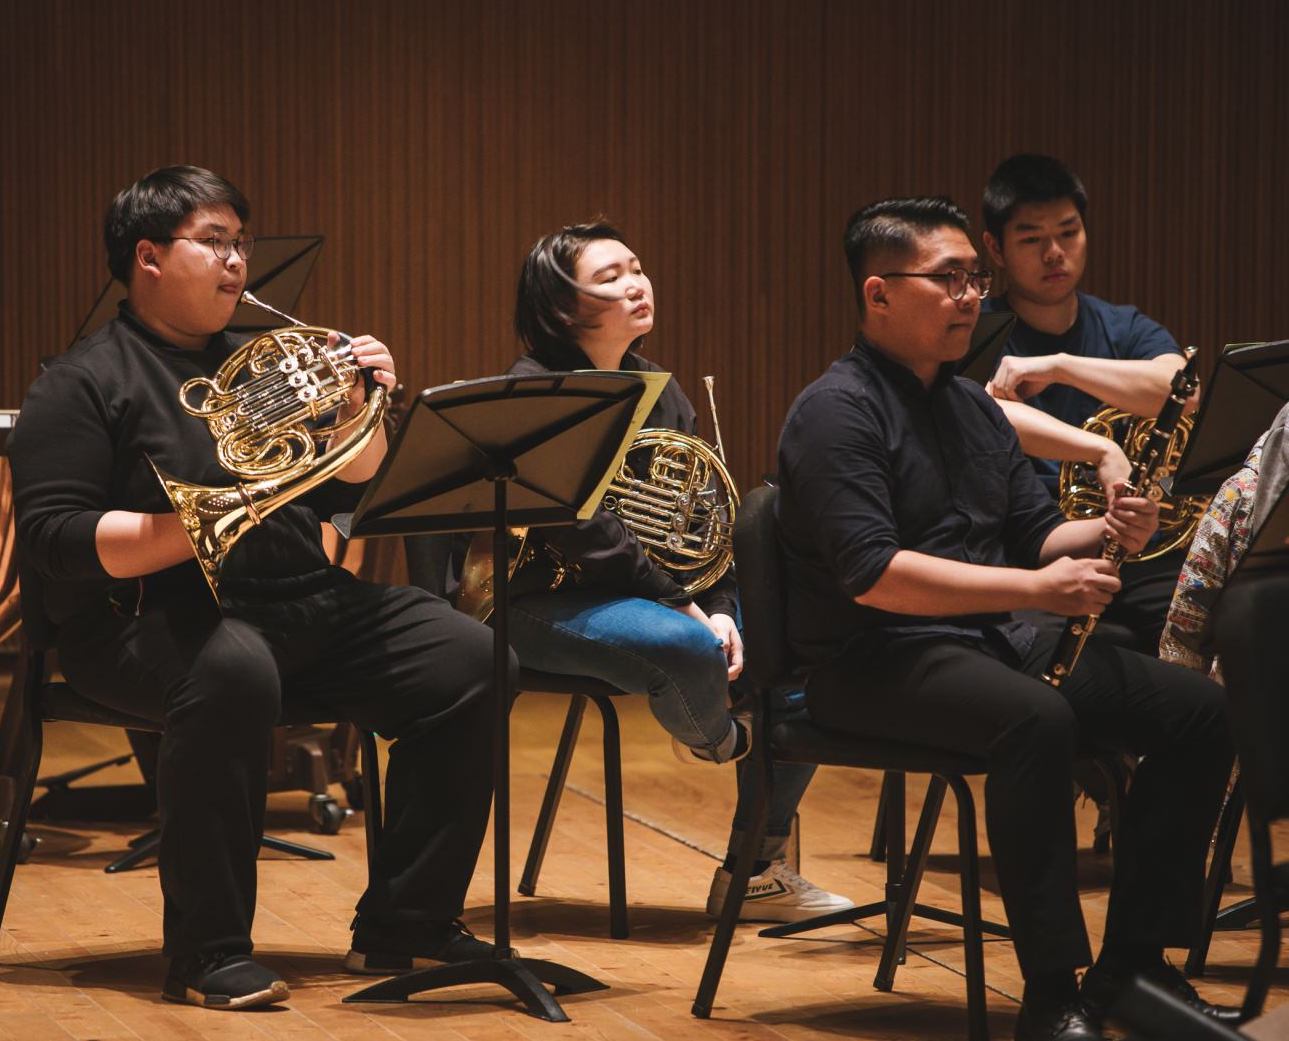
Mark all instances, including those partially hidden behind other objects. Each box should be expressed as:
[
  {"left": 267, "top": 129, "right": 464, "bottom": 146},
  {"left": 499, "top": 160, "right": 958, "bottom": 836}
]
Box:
[{"left": 514, "top": 220, "right": 642, "bottom": 368}]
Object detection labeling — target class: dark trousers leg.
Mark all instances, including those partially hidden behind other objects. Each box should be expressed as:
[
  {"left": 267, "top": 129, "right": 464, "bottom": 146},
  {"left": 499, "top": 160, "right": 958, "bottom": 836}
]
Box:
[
  {"left": 806, "top": 631, "right": 1232, "bottom": 976},
  {"left": 806, "top": 637, "right": 1091, "bottom": 976},
  {"left": 261, "top": 580, "right": 506, "bottom": 926},
  {"left": 58, "top": 600, "right": 281, "bottom": 959},
  {"left": 1016, "top": 631, "right": 1233, "bottom": 950},
  {"left": 58, "top": 577, "right": 504, "bottom": 956}
]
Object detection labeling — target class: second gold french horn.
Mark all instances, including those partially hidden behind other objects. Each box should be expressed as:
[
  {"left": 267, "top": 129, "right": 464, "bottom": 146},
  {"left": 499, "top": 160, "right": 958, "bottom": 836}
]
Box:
[
  {"left": 456, "top": 375, "right": 739, "bottom": 621},
  {"left": 1057, "top": 406, "right": 1208, "bottom": 562}
]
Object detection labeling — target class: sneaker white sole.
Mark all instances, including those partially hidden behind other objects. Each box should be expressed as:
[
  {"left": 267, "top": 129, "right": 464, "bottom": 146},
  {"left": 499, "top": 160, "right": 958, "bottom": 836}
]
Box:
[
  {"left": 344, "top": 950, "right": 438, "bottom": 976},
  {"left": 162, "top": 979, "right": 290, "bottom": 1009},
  {"left": 707, "top": 898, "right": 859, "bottom": 924}
]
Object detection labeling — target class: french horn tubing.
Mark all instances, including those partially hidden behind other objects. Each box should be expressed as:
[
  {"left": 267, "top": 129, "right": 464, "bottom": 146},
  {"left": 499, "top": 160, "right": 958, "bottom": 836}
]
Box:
[{"left": 152, "top": 291, "right": 388, "bottom": 599}]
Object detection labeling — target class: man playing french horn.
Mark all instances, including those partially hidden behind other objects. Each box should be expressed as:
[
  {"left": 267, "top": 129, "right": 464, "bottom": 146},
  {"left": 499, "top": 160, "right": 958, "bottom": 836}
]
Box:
[
  {"left": 9, "top": 166, "right": 506, "bottom": 1010},
  {"left": 979, "top": 154, "right": 1195, "bottom": 656}
]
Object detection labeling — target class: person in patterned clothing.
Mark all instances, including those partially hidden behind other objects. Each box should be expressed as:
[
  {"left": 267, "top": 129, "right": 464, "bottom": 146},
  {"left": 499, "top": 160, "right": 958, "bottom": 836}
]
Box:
[{"left": 1160, "top": 402, "right": 1289, "bottom": 679}]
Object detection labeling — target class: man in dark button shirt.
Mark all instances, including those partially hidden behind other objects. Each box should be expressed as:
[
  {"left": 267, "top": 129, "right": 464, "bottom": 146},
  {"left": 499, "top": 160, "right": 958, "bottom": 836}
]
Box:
[
  {"left": 777, "top": 197, "right": 1236, "bottom": 1041},
  {"left": 10, "top": 167, "right": 507, "bottom": 1009}
]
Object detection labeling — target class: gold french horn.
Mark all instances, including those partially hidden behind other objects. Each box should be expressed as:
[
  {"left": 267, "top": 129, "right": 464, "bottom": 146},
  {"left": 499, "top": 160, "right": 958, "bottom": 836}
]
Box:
[
  {"left": 153, "top": 291, "right": 387, "bottom": 599},
  {"left": 1057, "top": 406, "right": 1209, "bottom": 562},
  {"left": 456, "top": 375, "right": 738, "bottom": 620}
]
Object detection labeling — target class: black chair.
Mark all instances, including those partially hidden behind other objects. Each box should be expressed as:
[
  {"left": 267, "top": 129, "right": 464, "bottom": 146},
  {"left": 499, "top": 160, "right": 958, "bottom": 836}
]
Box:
[
  {"left": 0, "top": 570, "right": 385, "bottom": 932},
  {"left": 1209, "top": 571, "right": 1289, "bottom": 1021},
  {"left": 1184, "top": 778, "right": 1248, "bottom": 979},
  {"left": 404, "top": 534, "right": 631, "bottom": 939},
  {"left": 692, "top": 484, "right": 1006, "bottom": 1041}
]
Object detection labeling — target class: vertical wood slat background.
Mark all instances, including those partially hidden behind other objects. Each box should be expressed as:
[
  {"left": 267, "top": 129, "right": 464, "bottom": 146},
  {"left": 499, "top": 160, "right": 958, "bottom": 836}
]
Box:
[{"left": 2, "top": 0, "right": 1286, "bottom": 492}]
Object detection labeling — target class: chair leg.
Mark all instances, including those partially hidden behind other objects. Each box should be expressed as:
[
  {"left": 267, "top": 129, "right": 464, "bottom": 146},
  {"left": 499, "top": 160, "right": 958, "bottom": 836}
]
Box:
[
  {"left": 104, "top": 828, "right": 161, "bottom": 873},
  {"left": 947, "top": 775, "right": 989, "bottom": 1041},
  {"left": 875, "top": 775, "right": 945, "bottom": 991},
  {"left": 868, "top": 771, "right": 895, "bottom": 862},
  {"left": 693, "top": 701, "right": 770, "bottom": 1018},
  {"left": 1185, "top": 778, "right": 1244, "bottom": 977},
  {"left": 518, "top": 696, "right": 587, "bottom": 898},
  {"left": 591, "top": 696, "right": 629, "bottom": 940},
  {"left": 1241, "top": 815, "right": 1280, "bottom": 1022},
  {"left": 0, "top": 650, "right": 44, "bottom": 930},
  {"left": 359, "top": 730, "right": 383, "bottom": 879},
  {"left": 1090, "top": 754, "right": 1128, "bottom": 857}
]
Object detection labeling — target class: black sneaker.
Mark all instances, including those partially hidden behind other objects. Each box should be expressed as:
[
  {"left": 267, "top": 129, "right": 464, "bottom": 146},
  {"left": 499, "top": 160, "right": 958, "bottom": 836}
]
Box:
[
  {"left": 345, "top": 918, "right": 499, "bottom": 975},
  {"left": 1081, "top": 958, "right": 1243, "bottom": 1027},
  {"left": 162, "top": 952, "right": 289, "bottom": 1010},
  {"left": 1014, "top": 998, "right": 1104, "bottom": 1041}
]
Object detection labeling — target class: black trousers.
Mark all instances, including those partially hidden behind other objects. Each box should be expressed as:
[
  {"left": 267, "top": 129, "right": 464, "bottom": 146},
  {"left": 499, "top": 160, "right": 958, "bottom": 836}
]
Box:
[
  {"left": 805, "top": 627, "right": 1233, "bottom": 977},
  {"left": 56, "top": 568, "right": 510, "bottom": 961}
]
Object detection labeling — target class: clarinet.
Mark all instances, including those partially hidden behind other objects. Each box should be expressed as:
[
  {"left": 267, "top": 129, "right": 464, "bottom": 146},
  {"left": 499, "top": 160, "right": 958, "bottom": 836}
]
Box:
[{"left": 1041, "top": 348, "right": 1200, "bottom": 687}]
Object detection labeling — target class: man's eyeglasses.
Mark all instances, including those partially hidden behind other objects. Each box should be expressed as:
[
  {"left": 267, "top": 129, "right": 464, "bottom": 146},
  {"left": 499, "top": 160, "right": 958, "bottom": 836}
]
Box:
[
  {"left": 159, "top": 233, "right": 256, "bottom": 261},
  {"left": 880, "top": 267, "right": 993, "bottom": 301}
]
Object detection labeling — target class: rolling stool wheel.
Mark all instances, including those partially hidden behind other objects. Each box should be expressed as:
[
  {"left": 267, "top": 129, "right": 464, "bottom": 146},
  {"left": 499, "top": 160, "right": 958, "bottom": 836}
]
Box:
[{"left": 309, "top": 794, "right": 351, "bottom": 834}]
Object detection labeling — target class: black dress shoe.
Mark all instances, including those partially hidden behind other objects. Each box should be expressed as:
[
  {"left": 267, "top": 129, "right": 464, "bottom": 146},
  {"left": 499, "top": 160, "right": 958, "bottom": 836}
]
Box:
[
  {"left": 1081, "top": 959, "right": 1243, "bottom": 1026},
  {"left": 1015, "top": 998, "right": 1104, "bottom": 1040}
]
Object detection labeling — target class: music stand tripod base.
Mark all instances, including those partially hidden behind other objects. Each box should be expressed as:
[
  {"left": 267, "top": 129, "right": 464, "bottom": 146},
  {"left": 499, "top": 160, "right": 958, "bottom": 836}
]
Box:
[
  {"left": 343, "top": 955, "right": 607, "bottom": 1020},
  {"left": 338, "top": 373, "right": 661, "bottom": 1020}
]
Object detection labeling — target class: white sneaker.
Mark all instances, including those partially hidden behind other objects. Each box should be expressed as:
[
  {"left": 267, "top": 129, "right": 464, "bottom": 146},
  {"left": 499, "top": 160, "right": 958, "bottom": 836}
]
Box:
[{"left": 705, "top": 861, "right": 857, "bottom": 923}]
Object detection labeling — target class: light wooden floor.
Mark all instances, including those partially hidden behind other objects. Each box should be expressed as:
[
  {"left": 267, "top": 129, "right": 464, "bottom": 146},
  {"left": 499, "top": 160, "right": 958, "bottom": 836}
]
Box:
[{"left": 2, "top": 693, "right": 1286, "bottom": 1040}]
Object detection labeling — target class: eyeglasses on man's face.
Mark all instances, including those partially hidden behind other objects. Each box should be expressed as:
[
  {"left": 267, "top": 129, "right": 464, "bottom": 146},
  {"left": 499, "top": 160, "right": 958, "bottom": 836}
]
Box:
[
  {"left": 880, "top": 267, "right": 993, "bottom": 301},
  {"left": 158, "top": 232, "right": 256, "bottom": 262}
]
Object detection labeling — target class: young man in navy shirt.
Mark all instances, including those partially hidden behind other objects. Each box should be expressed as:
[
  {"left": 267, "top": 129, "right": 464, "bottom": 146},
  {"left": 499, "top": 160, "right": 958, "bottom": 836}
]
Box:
[
  {"left": 980, "top": 154, "right": 1190, "bottom": 654},
  {"left": 778, "top": 196, "right": 1236, "bottom": 1040}
]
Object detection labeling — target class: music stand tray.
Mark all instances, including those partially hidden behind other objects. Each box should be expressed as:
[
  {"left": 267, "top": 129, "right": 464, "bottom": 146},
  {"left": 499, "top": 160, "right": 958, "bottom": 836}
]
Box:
[
  {"left": 1173, "top": 339, "right": 1289, "bottom": 496},
  {"left": 956, "top": 310, "right": 1017, "bottom": 386},
  {"left": 337, "top": 370, "right": 665, "bottom": 1020},
  {"left": 73, "top": 235, "right": 325, "bottom": 343}
]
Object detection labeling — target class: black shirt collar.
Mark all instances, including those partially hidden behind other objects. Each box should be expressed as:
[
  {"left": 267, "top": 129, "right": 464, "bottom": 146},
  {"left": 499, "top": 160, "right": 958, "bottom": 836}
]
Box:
[
  {"left": 528, "top": 344, "right": 646, "bottom": 372},
  {"left": 850, "top": 335, "right": 957, "bottom": 395},
  {"left": 117, "top": 301, "right": 233, "bottom": 357}
]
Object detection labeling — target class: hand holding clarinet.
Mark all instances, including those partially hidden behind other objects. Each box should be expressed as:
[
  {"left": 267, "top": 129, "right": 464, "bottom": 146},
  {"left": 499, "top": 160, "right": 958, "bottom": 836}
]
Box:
[{"left": 1041, "top": 349, "right": 1201, "bottom": 686}]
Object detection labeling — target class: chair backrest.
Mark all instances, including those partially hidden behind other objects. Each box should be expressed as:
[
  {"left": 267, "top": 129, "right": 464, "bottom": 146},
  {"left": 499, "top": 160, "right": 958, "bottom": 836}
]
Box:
[{"left": 732, "top": 484, "right": 792, "bottom": 690}]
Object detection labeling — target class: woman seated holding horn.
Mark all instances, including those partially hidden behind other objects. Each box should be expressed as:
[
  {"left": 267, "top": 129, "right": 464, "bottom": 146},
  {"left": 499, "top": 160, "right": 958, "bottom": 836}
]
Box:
[{"left": 500, "top": 221, "right": 852, "bottom": 921}]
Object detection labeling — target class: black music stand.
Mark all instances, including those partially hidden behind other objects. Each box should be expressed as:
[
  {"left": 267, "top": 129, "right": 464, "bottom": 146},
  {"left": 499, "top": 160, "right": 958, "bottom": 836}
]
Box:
[
  {"left": 73, "top": 235, "right": 324, "bottom": 342},
  {"left": 336, "top": 370, "right": 665, "bottom": 1021},
  {"left": 956, "top": 309, "right": 1018, "bottom": 385},
  {"left": 1172, "top": 339, "right": 1289, "bottom": 496}
]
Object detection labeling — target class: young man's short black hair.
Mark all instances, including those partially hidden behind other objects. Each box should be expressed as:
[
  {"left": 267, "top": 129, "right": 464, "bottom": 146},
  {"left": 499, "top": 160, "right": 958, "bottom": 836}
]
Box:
[
  {"left": 981, "top": 154, "right": 1088, "bottom": 242},
  {"left": 514, "top": 219, "right": 639, "bottom": 368},
  {"left": 843, "top": 196, "right": 971, "bottom": 316},
  {"left": 104, "top": 165, "right": 250, "bottom": 284}
]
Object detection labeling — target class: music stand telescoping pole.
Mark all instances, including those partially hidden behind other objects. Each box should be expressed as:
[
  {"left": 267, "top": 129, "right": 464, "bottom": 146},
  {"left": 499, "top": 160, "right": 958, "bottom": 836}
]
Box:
[{"left": 335, "top": 371, "right": 666, "bottom": 1021}]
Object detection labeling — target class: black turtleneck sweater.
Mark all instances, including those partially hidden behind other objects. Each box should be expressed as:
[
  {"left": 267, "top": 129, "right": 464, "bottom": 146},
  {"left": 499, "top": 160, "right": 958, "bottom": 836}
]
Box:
[
  {"left": 10, "top": 306, "right": 366, "bottom": 624},
  {"left": 508, "top": 349, "right": 738, "bottom": 620}
]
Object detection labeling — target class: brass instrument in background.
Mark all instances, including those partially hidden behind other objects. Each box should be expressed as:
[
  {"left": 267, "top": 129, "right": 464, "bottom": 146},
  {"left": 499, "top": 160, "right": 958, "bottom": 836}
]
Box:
[
  {"left": 457, "top": 375, "right": 739, "bottom": 621},
  {"left": 1058, "top": 407, "right": 1209, "bottom": 562},
  {"left": 153, "top": 291, "right": 387, "bottom": 599},
  {"left": 1043, "top": 349, "right": 1201, "bottom": 686}
]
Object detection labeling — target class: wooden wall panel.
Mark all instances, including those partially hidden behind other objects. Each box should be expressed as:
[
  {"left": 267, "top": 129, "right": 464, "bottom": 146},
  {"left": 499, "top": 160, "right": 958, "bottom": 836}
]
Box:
[{"left": 1, "top": 0, "right": 1286, "bottom": 492}]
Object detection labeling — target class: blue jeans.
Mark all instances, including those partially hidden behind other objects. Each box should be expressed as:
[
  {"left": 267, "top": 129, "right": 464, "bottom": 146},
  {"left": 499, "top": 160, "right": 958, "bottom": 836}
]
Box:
[{"left": 509, "top": 590, "right": 816, "bottom": 861}]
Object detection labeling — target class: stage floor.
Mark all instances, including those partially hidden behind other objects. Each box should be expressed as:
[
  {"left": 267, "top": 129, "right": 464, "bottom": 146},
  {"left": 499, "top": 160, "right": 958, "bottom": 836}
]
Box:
[{"left": 2, "top": 691, "right": 1285, "bottom": 1040}]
